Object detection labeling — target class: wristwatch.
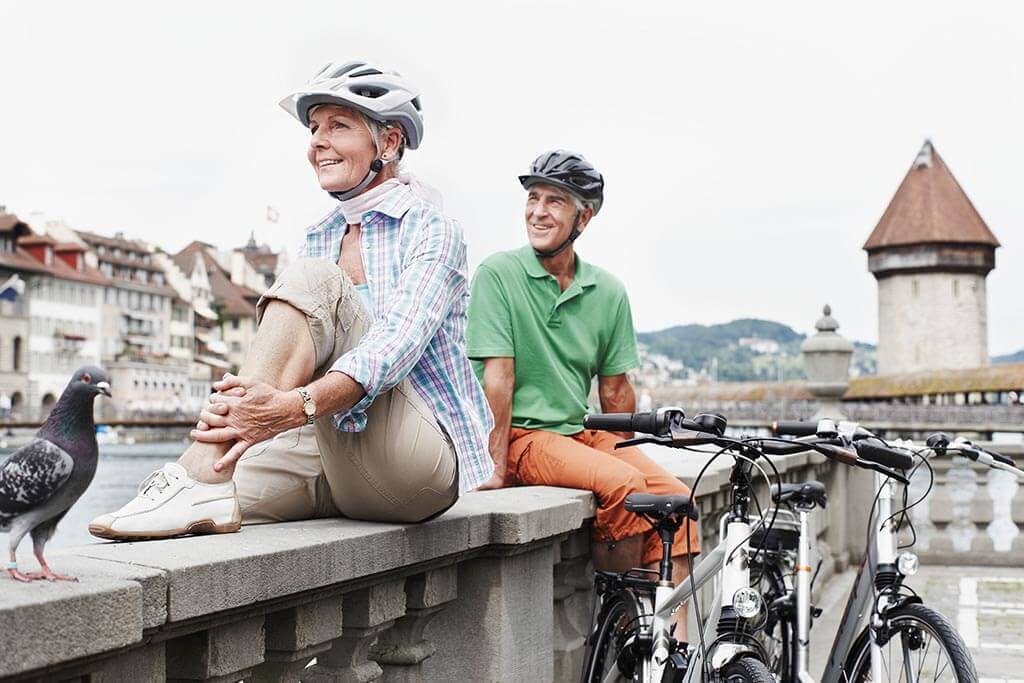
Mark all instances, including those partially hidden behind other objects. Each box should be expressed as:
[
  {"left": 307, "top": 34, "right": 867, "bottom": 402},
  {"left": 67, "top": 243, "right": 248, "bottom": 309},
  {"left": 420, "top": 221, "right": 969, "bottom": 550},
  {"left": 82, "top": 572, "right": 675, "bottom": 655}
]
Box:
[{"left": 296, "top": 386, "right": 317, "bottom": 425}]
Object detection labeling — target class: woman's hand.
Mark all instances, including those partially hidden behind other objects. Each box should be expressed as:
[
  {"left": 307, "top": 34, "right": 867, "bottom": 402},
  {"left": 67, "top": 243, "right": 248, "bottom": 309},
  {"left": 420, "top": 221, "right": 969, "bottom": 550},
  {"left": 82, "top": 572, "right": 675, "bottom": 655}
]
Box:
[{"left": 191, "top": 374, "right": 303, "bottom": 472}]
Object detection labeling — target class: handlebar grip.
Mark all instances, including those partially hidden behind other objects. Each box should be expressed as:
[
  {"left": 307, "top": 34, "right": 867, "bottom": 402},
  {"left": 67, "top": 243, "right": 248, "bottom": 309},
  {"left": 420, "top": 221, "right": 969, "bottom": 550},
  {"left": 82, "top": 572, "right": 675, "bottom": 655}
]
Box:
[
  {"left": 771, "top": 420, "right": 818, "bottom": 437},
  {"left": 855, "top": 440, "right": 915, "bottom": 471},
  {"left": 584, "top": 412, "right": 665, "bottom": 435}
]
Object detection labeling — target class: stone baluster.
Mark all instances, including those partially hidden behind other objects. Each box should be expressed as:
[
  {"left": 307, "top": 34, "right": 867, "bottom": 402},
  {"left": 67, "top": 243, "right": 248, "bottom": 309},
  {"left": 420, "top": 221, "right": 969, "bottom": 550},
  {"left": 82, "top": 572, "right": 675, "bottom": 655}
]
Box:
[
  {"left": 986, "top": 467, "right": 1020, "bottom": 552},
  {"left": 166, "top": 616, "right": 265, "bottom": 683},
  {"left": 252, "top": 595, "right": 344, "bottom": 682},
  {"left": 552, "top": 529, "right": 593, "bottom": 681},
  {"left": 907, "top": 460, "right": 936, "bottom": 551},
  {"left": 945, "top": 455, "right": 978, "bottom": 553},
  {"left": 369, "top": 566, "right": 457, "bottom": 682},
  {"left": 305, "top": 579, "right": 406, "bottom": 683}
]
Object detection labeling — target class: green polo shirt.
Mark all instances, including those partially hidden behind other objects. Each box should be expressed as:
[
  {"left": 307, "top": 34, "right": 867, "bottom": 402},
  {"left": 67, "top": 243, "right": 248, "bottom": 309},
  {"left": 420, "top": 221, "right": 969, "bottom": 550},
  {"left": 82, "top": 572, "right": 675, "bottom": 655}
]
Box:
[{"left": 467, "top": 246, "right": 640, "bottom": 435}]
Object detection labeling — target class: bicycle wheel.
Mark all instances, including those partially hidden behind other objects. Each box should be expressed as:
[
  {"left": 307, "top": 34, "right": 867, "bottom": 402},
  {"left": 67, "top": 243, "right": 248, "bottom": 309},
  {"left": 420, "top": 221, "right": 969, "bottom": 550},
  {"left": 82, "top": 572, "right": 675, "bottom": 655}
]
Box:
[
  {"left": 842, "top": 603, "right": 977, "bottom": 681},
  {"left": 721, "top": 656, "right": 774, "bottom": 682},
  {"left": 581, "top": 590, "right": 649, "bottom": 683}
]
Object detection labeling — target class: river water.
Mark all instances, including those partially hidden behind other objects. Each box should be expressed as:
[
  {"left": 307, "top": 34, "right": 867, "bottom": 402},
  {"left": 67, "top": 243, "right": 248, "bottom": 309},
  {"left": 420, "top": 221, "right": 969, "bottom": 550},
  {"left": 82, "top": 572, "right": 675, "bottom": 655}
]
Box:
[{"left": 0, "top": 442, "right": 184, "bottom": 550}]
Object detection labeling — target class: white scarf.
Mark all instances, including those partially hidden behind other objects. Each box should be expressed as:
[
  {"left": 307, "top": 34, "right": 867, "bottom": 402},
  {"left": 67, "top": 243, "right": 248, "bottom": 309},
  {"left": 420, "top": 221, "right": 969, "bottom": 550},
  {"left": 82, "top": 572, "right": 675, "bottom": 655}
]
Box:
[{"left": 338, "top": 171, "right": 444, "bottom": 225}]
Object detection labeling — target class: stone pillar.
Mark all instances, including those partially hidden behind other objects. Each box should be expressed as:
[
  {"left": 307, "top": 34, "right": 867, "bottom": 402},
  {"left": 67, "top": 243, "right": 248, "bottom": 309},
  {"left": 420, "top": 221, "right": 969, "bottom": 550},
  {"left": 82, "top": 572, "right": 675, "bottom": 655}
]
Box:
[
  {"left": 166, "top": 616, "right": 265, "bottom": 683},
  {"left": 90, "top": 643, "right": 166, "bottom": 682},
  {"left": 305, "top": 580, "right": 406, "bottom": 683},
  {"left": 422, "top": 544, "right": 556, "bottom": 682},
  {"left": 552, "top": 530, "right": 593, "bottom": 682},
  {"left": 253, "top": 596, "right": 344, "bottom": 682},
  {"left": 370, "top": 566, "right": 457, "bottom": 682},
  {"left": 801, "top": 304, "right": 854, "bottom": 422}
]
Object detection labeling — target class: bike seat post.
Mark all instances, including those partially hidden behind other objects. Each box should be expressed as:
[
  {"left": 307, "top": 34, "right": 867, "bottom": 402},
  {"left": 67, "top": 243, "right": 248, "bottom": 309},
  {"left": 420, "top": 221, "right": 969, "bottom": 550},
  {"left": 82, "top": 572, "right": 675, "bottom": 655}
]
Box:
[{"left": 657, "top": 523, "right": 676, "bottom": 583}]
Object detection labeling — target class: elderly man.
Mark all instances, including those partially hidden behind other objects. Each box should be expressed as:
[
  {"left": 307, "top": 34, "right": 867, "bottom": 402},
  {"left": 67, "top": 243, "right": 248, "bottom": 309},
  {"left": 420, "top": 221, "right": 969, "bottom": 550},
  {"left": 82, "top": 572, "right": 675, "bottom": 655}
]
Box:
[{"left": 467, "top": 150, "right": 698, "bottom": 638}]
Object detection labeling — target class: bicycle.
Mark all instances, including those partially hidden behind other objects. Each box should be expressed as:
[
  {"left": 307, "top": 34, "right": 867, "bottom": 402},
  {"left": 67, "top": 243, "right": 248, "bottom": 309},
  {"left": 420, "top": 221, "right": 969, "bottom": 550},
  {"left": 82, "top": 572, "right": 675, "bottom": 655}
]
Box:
[
  {"left": 752, "top": 418, "right": 993, "bottom": 682},
  {"left": 577, "top": 408, "right": 909, "bottom": 682}
]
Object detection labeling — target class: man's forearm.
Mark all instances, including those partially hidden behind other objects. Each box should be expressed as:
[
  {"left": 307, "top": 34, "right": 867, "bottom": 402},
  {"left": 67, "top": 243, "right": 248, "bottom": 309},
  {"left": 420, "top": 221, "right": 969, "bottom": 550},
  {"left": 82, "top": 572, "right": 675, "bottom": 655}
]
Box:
[
  {"left": 482, "top": 359, "right": 515, "bottom": 478},
  {"left": 599, "top": 376, "right": 637, "bottom": 439}
]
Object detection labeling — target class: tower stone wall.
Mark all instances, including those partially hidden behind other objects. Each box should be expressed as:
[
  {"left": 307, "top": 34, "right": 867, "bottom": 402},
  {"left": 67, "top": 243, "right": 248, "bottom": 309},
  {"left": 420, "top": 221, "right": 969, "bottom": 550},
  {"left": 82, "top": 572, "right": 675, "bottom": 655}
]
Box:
[{"left": 876, "top": 272, "right": 988, "bottom": 374}]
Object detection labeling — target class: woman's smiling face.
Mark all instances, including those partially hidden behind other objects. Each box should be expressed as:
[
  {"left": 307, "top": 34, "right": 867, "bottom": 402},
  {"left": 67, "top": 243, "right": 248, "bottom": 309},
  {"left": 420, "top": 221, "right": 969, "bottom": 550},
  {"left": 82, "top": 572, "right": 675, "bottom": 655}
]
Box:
[{"left": 306, "top": 104, "right": 378, "bottom": 193}]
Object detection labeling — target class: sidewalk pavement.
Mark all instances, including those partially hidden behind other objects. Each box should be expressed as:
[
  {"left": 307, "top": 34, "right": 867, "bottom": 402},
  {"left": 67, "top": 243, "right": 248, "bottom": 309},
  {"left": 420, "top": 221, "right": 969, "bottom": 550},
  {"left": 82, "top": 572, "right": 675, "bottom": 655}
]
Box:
[{"left": 810, "top": 564, "right": 1024, "bottom": 682}]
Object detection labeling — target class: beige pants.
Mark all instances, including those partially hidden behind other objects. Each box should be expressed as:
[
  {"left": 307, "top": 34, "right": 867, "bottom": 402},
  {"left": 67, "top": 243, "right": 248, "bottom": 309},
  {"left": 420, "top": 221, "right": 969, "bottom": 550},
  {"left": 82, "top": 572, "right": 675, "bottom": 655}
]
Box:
[{"left": 234, "top": 258, "right": 459, "bottom": 525}]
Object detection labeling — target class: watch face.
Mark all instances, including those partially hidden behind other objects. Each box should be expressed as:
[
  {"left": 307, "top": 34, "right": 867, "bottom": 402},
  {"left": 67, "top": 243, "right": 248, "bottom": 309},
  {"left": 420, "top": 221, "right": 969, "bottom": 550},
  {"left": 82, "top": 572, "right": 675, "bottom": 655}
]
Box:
[{"left": 304, "top": 402, "right": 316, "bottom": 416}]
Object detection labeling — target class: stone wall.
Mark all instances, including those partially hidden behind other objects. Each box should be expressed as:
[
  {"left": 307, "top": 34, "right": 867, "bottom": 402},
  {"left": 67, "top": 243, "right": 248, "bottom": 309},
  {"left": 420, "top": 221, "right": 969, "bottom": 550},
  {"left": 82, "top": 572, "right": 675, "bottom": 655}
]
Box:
[
  {"left": 877, "top": 272, "right": 989, "bottom": 375},
  {"left": 0, "top": 451, "right": 848, "bottom": 683}
]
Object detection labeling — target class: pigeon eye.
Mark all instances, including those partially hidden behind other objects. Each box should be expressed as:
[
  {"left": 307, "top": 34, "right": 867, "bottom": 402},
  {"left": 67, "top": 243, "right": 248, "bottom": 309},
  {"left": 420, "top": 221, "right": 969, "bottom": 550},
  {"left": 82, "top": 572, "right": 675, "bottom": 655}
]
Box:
[{"left": 81, "top": 373, "right": 91, "bottom": 383}]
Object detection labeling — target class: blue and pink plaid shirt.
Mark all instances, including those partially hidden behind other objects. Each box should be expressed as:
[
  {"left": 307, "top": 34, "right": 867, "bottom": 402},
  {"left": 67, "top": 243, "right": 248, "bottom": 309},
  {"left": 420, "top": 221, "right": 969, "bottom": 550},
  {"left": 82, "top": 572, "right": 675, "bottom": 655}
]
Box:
[{"left": 300, "top": 184, "right": 495, "bottom": 491}]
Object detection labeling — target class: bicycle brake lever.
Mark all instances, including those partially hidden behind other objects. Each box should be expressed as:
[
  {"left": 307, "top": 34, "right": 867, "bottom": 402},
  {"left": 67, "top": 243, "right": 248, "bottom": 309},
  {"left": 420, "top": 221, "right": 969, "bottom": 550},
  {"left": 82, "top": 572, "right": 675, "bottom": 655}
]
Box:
[
  {"left": 614, "top": 436, "right": 672, "bottom": 449},
  {"left": 856, "top": 458, "right": 910, "bottom": 485}
]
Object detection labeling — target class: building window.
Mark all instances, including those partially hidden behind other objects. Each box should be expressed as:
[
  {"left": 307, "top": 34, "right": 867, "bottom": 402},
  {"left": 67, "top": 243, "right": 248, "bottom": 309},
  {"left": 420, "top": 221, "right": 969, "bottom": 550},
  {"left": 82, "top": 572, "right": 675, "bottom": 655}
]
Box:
[
  {"left": 912, "top": 279, "right": 919, "bottom": 298},
  {"left": 12, "top": 336, "right": 21, "bottom": 372},
  {"left": 952, "top": 279, "right": 959, "bottom": 297},
  {"left": 232, "top": 319, "right": 240, "bottom": 330}
]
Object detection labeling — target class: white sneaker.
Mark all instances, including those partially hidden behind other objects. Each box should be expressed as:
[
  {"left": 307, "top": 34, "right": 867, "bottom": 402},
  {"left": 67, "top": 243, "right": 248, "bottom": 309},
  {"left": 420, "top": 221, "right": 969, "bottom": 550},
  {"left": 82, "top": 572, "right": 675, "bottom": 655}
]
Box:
[{"left": 88, "top": 463, "right": 241, "bottom": 541}]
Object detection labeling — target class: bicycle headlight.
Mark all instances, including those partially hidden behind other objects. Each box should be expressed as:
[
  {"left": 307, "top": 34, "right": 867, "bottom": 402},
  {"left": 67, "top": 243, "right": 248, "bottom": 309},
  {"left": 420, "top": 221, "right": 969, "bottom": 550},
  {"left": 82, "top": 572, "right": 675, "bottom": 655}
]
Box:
[
  {"left": 732, "top": 587, "right": 762, "bottom": 618},
  {"left": 897, "top": 551, "right": 919, "bottom": 577}
]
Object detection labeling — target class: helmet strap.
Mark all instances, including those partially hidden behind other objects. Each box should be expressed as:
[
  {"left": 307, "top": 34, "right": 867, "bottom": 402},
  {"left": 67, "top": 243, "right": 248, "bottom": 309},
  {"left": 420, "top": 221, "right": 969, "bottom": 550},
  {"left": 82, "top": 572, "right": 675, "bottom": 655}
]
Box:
[
  {"left": 533, "top": 211, "right": 582, "bottom": 259},
  {"left": 328, "top": 118, "right": 391, "bottom": 202}
]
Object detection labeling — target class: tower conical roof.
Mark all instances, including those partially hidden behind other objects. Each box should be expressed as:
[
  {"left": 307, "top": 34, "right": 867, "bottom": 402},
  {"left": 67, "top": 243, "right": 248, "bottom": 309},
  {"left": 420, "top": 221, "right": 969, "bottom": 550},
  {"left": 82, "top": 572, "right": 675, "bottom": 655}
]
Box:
[{"left": 863, "top": 141, "right": 999, "bottom": 251}]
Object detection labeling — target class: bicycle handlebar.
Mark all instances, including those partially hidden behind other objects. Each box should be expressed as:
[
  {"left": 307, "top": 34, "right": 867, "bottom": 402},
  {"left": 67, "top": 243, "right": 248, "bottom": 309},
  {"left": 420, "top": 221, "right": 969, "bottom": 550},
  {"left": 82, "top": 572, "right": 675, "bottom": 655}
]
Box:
[{"left": 770, "top": 420, "right": 818, "bottom": 437}]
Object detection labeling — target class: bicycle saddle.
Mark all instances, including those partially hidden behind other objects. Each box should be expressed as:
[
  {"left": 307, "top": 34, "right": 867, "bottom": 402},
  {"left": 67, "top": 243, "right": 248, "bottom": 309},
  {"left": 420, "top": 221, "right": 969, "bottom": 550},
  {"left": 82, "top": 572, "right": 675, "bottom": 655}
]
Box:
[
  {"left": 771, "top": 481, "right": 827, "bottom": 508},
  {"left": 624, "top": 493, "right": 699, "bottom": 520}
]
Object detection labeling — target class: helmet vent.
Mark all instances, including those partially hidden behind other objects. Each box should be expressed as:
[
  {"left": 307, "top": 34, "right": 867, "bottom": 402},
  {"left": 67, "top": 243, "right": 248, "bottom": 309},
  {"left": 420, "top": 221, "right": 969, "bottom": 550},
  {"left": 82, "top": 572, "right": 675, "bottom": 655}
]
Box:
[
  {"left": 351, "top": 85, "right": 387, "bottom": 99},
  {"left": 329, "top": 63, "right": 365, "bottom": 79},
  {"left": 349, "top": 67, "right": 384, "bottom": 78}
]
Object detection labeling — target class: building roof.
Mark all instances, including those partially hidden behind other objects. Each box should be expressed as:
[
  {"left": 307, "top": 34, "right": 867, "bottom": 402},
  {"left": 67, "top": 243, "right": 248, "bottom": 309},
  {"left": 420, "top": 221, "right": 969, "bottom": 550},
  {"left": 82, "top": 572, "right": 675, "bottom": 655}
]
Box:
[
  {"left": 863, "top": 141, "right": 1000, "bottom": 251},
  {"left": 6, "top": 237, "right": 110, "bottom": 286},
  {"left": 650, "top": 364, "right": 1024, "bottom": 404},
  {"left": 174, "top": 241, "right": 258, "bottom": 318},
  {"left": 76, "top": 229, "right": 152, "bottom": 254},
  {"left": 0, "top": 212, "right": 32, "bottom": 237}
]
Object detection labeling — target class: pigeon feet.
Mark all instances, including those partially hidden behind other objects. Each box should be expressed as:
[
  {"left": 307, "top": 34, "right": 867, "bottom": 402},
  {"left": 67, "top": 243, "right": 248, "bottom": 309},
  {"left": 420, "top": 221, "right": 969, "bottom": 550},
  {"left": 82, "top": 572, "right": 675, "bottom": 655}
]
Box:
[
  {"left": 7, "top": 568, "right": 36, "bottom": 583},
  {"left": 25, "top": 569, "right": 78, "bottom": 582}
]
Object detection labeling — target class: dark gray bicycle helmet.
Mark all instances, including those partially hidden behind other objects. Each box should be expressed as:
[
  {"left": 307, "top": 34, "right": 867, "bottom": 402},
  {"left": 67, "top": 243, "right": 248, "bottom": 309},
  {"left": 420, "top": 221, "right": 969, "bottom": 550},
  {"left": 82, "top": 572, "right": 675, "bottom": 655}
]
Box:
[
  {"left": 519, "top": 150, "right": 604, "bottom": 258},
  {"left": 519, "top": 150, "right": 604, "bottom": 215}
]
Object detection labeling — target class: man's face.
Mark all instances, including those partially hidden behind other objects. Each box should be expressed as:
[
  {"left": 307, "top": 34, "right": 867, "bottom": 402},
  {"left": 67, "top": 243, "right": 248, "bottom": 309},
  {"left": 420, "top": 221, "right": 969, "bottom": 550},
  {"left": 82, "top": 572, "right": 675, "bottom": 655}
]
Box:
[{"left": 524, "top": 184, "right": 592, "bottom": 253}]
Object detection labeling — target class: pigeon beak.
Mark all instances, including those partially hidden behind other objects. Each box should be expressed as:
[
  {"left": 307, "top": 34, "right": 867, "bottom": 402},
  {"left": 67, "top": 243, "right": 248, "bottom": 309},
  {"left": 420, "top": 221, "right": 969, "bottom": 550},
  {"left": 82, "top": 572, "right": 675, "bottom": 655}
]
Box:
[{"left": 96, "top": 381, "right": 112, "bottom": 397}]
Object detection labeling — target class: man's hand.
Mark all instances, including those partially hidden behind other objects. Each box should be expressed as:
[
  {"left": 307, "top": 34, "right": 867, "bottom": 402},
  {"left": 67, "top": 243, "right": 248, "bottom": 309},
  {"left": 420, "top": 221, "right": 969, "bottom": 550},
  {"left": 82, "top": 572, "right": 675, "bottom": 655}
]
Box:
[{"left": 191, "top": 374, "right": 304, "bottom": 472}]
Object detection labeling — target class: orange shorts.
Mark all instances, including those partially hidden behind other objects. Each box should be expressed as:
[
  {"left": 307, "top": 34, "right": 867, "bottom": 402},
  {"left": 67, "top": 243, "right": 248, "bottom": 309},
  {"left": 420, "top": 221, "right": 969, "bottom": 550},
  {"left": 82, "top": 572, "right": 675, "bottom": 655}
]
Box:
[{"left": 508, "top": 428, "right": 700, "bottom": 566}]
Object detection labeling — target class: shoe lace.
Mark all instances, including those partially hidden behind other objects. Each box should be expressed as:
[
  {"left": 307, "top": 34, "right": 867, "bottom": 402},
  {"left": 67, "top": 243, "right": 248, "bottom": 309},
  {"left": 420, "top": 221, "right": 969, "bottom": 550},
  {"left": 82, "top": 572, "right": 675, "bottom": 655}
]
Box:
[{"left": 138, "top": 469, "right": 172, "bottom": 499}]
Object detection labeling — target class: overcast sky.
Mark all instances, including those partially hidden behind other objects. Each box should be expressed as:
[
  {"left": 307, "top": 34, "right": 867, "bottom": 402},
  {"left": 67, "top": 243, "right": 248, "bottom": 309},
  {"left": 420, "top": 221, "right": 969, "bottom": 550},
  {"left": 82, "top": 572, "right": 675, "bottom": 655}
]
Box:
[{"left": 2, "top": 1, "right": 1022, "bottom": 354}]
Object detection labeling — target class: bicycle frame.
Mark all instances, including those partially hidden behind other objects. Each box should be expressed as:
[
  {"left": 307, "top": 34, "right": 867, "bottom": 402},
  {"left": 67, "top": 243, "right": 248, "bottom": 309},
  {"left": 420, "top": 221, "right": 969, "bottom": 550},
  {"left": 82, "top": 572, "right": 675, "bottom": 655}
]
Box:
[{"left": 814, "top": 469, "right": 897, "bottom": 683}]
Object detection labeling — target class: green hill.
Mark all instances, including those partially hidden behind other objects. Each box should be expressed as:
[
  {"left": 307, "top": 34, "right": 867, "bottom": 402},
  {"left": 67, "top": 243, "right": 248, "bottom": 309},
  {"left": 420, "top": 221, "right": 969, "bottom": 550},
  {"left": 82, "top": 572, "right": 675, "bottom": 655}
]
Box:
[
  {"left": 994, "top": 349, "right": 1024, "bottom": 364},
  {"left": 638, "top": 318, "right": 876, "bottom": 381}
]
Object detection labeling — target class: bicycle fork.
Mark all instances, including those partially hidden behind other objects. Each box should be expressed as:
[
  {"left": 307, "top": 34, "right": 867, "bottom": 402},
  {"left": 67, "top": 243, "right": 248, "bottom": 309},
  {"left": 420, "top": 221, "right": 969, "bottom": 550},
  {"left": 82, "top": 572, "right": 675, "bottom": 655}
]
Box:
[
  {"left": 870, "top": 473, "right": 899, "bottom": 682},
  {"left": 795, "top": 507, "right": 816, "bottom": 683}
]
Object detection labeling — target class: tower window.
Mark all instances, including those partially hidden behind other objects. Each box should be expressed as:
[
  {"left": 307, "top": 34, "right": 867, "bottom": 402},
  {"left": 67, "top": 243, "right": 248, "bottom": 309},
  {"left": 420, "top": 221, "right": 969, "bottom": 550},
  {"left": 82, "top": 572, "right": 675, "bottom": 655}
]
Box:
[
  {"left": 952, "top": 279, "right": 959, "bottom": 297},
  {"left": 912, "top": 279, "right": 919, "bottom": 298}
]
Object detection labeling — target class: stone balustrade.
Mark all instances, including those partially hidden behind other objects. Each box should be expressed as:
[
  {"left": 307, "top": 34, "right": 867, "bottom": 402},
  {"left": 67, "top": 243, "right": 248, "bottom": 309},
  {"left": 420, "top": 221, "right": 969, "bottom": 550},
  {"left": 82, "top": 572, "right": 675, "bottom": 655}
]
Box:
[
  {"left": 906, "top": 443, "right": 1024, "bottom": 565},
  {"left": 0, "top": 450, "right": 851, "bottom": 682}
]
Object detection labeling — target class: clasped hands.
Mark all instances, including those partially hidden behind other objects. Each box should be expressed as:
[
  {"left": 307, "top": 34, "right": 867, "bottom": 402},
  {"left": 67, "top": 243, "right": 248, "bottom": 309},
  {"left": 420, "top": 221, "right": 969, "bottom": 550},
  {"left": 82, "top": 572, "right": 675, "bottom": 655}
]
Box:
[{"left": 191, "top": 373, "right": 304, "bottom": 472}]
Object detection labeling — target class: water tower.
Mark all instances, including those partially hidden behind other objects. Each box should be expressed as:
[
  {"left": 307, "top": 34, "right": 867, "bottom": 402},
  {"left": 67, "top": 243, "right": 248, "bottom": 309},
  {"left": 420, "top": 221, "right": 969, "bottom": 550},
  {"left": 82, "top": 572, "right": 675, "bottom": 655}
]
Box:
[{"left": 864, "top": 141, "right": 999, "bottom": 375}]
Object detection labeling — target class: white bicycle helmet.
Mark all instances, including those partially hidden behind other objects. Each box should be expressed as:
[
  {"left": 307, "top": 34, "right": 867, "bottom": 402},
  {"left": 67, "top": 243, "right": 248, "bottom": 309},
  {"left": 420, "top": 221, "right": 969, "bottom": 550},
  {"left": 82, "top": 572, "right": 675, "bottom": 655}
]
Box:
[{"left": 280, "top": 59, "right": 424, "bottom": 150}]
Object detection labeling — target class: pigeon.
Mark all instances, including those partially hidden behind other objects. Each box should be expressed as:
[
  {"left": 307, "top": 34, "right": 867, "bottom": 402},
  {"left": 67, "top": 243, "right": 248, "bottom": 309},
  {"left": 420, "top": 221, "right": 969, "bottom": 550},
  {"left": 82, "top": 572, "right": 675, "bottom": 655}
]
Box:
[{"left": 0, "top": 366, "right": 110, "bottom": 582}]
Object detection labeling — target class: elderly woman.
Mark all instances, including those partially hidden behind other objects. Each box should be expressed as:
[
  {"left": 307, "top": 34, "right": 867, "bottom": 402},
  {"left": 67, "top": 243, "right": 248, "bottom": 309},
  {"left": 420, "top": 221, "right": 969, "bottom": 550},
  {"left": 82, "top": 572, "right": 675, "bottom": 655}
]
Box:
[{"left": 90, "top": 60, "right": 494, "bottom": 539}]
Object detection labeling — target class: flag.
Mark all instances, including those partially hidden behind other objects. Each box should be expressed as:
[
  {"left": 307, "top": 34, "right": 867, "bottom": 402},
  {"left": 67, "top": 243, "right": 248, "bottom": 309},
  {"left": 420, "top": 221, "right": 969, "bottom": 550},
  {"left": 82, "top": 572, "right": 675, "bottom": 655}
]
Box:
[
  {"left": 266, "top": 206, "right": 280, "bottom": 223},
  {"left": 0, "top": 274, "right": 24, "bottom": 302}
]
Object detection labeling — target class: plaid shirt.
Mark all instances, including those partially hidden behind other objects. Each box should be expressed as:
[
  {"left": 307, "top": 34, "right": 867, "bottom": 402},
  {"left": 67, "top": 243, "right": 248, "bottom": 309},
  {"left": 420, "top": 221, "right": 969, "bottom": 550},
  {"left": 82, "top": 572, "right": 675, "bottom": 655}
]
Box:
[{"left": 300, "top": 185, "right": 495, "bottom": 491}]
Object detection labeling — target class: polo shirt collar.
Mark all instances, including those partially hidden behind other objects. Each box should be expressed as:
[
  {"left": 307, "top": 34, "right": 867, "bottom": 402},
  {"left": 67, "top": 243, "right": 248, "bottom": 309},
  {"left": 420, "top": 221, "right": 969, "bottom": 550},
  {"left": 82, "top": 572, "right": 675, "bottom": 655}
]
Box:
[{"left": 515, "top": 245, "right": 597, "bottom": 288}]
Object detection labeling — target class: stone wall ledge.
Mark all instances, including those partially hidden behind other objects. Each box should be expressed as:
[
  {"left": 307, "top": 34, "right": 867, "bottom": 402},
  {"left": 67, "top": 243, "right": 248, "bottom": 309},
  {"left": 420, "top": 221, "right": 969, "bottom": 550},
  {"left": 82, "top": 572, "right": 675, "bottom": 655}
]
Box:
[{"left": 0, "top": 450, "right": 832, "bottom": 681}]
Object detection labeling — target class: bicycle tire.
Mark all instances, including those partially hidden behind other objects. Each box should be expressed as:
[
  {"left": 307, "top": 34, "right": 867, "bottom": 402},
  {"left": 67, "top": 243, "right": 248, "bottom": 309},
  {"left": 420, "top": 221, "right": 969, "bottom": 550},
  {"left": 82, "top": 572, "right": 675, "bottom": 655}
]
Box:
[
  {"left": 722, "top": 656, "right": 774, "bottom": 682},
  {"left": 580, "top": 590, "right": 649, "bottom": 683},
  {"left": 842, "top": 603, "right": 977, "bottom": 681},
  {"left": 752, "top": 560, "right": 794, "bottom": 681}
]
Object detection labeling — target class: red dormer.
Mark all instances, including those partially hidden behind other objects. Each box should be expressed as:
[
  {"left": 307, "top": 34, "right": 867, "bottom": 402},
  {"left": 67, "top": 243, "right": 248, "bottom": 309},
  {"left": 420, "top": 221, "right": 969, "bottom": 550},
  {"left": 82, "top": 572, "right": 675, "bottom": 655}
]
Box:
[
  {"left": 18, "top": 234, "right": 57, "bottom": 266},
  {"left": 54, "top": 242, "right": 86, "bottom": 272}
]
